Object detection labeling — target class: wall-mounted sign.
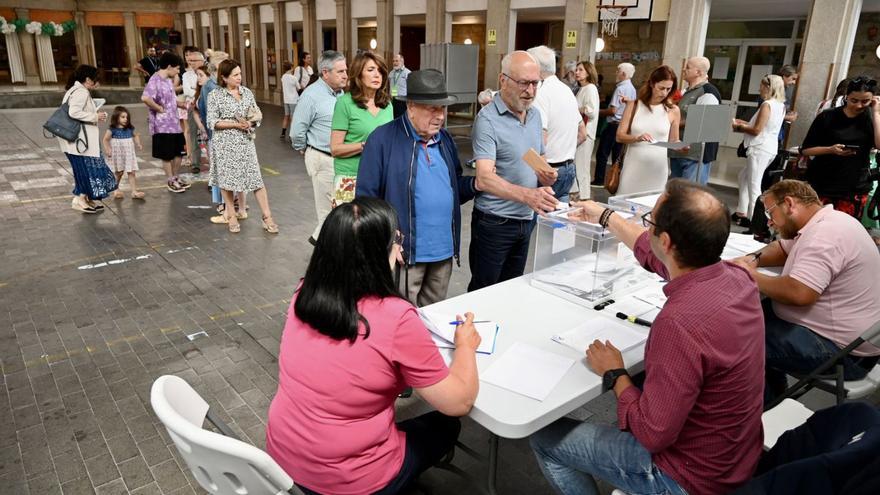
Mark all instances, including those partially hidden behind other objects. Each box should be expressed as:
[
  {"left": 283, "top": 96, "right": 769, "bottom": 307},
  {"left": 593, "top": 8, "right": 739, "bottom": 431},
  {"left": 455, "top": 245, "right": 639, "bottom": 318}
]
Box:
[
  {"left": 565, "top": 30, "right": 577, "bottom": 49},
  {"left": 487, "top": 29, "right": 496, "bottom": 46},
  {"left": 596, "top": 51, "right": 661, "bottom": 62}
]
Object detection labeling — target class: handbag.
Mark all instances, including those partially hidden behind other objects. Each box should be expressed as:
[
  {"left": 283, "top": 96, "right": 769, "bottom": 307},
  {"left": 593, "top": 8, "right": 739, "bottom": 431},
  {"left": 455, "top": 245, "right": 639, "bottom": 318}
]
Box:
[
  {"left": 737, "top": 141, "right": 748, "bottom": 158},
  {"left": 605, "top": 100, "right": 636, "bottom": 195},
  {"left": 43, "top": 88, "right": 90, "bottom": 154}
]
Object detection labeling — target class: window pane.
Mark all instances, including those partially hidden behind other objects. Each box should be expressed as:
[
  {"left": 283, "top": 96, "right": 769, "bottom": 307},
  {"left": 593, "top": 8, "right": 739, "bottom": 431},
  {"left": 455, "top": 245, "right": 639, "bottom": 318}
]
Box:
[
  {"left": 706, "top": 45, "right": 739, "bottom": 101},
  {"left": 707, "top": 21, "right": 795, "bottom": 39}
]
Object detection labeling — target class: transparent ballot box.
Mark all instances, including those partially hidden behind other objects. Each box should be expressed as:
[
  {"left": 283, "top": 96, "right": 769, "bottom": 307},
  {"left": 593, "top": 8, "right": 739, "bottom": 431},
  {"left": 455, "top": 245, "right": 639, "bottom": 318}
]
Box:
[
  {"left": 608, "top": 189, "right": 664, "bottom": 217},
  {"left": 530, "top": 205, "right": 655, "bottom": 306}
]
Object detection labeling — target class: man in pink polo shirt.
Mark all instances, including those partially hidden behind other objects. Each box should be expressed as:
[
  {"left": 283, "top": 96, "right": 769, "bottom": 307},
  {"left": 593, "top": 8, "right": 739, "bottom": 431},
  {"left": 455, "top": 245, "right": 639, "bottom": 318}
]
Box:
[
  {"left": 531, "top": 179, "right": 765, "bottom": 495},
  {"left": 734, "top": 179, "right": 880, "bottom": 404}
]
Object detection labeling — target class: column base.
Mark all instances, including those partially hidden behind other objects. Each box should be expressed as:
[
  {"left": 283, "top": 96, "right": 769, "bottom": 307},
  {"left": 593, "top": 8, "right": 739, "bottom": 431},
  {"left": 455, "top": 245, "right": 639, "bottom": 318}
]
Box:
[
  {"left": 25, "top": 75, "right": 42, "bottom": 87},
  {"left": 129, "top": 75, "right": 144, "bottom": 88}
]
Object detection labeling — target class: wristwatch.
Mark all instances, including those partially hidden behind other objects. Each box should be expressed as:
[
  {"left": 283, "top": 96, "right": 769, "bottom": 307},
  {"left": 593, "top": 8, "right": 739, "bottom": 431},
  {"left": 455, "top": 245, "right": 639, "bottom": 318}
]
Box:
[{"left": 602, "top": 368, "right": 629, "bottom": 392}]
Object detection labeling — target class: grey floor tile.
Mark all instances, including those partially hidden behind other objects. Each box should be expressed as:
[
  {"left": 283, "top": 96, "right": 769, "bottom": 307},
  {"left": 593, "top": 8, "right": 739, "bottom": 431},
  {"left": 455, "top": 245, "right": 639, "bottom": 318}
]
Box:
[
  {"left": 149, "top": 459, "right": 188, "bottom": 493},
  {"left": 117, "top": 456, "right": 153, "bottom": 491},
  {"left": 83, "top": 453, "right": 120, "bottom": 488}
]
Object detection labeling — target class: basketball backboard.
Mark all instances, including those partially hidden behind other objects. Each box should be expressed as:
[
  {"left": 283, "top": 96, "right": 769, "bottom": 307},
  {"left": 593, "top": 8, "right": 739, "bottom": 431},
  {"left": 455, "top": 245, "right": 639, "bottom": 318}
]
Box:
[{"left": 598, "top": 0, "right": 653, "bottom": 21}]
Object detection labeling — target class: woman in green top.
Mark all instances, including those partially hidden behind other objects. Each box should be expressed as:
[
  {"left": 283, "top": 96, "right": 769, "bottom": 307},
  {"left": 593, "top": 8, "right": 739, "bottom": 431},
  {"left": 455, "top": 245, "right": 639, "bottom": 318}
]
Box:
[{"left": 330, "top": 52, "right": 394, "bottom": 205}]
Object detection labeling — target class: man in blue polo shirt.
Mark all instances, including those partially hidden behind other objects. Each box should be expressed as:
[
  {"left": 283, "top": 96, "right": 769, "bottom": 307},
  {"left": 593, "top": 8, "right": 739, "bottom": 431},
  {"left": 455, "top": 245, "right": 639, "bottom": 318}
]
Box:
[
  {"left": 357, "top": 70, "right": 477, "bottom": 306},
  {"left": 469, "top": 51, "right": 559, "bottom": 292}
]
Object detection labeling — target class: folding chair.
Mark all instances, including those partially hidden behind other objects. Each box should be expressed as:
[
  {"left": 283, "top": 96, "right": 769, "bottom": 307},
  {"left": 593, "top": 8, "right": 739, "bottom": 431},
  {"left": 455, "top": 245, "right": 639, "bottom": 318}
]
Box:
[
  {"left": 766, "top": 320, "right": 880, "bottom": 411},
  {"left": 150, "top": 375, "right": 302, "bottom": 495}
]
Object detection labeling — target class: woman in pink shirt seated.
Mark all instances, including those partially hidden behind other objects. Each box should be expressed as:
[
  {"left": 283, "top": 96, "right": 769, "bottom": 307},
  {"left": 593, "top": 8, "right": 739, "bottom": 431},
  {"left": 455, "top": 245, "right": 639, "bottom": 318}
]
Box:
[{"left": 266, "top": 197, "right": 481, "bottom": 495}]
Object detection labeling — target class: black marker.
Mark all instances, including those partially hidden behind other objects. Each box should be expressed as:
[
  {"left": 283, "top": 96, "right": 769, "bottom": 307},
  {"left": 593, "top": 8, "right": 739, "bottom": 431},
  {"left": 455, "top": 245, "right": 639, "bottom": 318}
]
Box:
[
  {"left": 594, "top": 299, "right": 615, "bottom": 310},
  {"left": 616, "top": 312, "right": 651, "bottom": 327}
]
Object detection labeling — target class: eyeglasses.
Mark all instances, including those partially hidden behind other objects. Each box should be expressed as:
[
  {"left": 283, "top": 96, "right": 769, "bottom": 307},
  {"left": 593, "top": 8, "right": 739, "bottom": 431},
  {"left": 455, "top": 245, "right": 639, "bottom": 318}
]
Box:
[
  {"left": 502, "top": 73, "right": 542, "bottom": 91},
  {"left": 393, "top": 231, "right": 404, "bottom": 246},
  {"left": 641, "top": 211, "right": 657, "bottom": 228},
  {"left": 764, "top": 201, "right": 783, "bottom": 219}
]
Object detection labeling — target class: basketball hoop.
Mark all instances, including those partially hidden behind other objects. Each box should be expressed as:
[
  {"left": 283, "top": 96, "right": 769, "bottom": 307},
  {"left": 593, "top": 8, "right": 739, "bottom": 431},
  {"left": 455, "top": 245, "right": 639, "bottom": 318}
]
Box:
[{"left": 600, "top": 7, "right": 625, "bottom": 38}]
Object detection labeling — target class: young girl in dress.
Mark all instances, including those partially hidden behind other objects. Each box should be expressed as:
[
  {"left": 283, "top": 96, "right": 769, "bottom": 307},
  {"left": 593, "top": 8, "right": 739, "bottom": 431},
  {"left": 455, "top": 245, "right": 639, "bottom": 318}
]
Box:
[{"left": 102, "top": 106, "right": 144, "bottom": 199}]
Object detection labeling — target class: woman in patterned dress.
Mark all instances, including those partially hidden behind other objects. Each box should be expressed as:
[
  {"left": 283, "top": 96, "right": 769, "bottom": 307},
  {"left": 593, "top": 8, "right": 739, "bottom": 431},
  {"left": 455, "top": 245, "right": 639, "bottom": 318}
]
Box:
[{"left": 206, "top": 59, "right": 279, "bottom": 234}]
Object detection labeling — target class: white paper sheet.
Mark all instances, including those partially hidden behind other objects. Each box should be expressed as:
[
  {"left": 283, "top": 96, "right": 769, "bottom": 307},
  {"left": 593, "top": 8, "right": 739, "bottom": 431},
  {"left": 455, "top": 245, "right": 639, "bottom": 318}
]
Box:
[
  {"left": 481, "top": 342, "right": 576, "bottom": 401},
  {"left": 552, "top": 317, "right": 648, "bottom": 354},
  {"left": 552, "top": 227, "right": 577, "bottom": 254},
  {"left": 630, "top": 286, "right": 667, "bottom": 309},
  {"left": 629, "top": 193, "right": 662, "bottom": 209},
  {"left": 724, "top": 232, "right": 767, "bottom": 256},
  {"left": 605, "top": 296, "right": 656, "bottom": 320},
  {"left": 419, "top": 309, "right": 500, "bottom": 355},
  {"left": 93, "top": 98, "right": 106, "bottom": 111},
  {"left": 748, "top": 65, "right": 774, "bottom": 94},
  {"left": 649, "top": 140, "right": 690, "bottom": 150},
  {"left": 712, "top": 57, "right": 730, "bottom": 80}
]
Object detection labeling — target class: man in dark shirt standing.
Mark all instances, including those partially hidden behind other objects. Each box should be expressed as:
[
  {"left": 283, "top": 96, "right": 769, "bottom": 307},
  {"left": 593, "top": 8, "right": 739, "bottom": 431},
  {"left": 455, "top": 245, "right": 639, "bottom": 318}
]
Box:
[
  {"left": 530, "top": 179, "right": 765, "bottom": 495},
  {"left": 135, "top": 47, "right": 159, "bottom": 82}
]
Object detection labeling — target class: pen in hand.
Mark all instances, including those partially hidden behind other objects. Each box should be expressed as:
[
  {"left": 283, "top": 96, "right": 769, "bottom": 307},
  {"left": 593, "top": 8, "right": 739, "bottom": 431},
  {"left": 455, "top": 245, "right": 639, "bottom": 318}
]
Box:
[{"left": 449, "top": 320, "right": 491, "bottom": 325}]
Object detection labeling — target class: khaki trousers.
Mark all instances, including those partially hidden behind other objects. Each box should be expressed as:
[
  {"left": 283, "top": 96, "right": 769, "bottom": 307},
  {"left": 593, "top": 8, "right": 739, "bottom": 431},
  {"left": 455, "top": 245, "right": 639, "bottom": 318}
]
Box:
[
  {"left": 399, "top": 258, "right": 454, "bottom": 307},
  {"left": 304, "top": 147, "right": 335, "bottom": 239}
]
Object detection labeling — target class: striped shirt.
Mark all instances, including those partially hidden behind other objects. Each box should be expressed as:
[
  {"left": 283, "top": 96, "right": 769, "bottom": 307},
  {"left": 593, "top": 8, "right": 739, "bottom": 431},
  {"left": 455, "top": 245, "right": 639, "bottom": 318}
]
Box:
[{"left": 290, "top": 78, "right": 342, "bottom": 153}]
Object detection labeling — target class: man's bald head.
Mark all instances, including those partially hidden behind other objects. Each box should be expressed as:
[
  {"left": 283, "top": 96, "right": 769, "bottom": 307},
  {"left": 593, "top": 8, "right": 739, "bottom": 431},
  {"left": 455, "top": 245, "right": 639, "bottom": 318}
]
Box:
[
  {"left": 499, "top": 51, "right": 541, "bottom": 114},
  {"left": 652, "top": 179, "right": 730, "bottom": 269},
  {"left": 684, "top": 56, "right": 711, "bottom": 86}
]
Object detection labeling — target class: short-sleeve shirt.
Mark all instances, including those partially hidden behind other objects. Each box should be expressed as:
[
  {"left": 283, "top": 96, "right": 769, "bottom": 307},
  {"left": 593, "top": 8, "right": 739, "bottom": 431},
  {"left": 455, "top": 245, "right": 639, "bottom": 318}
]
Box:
[
  {"left": 472, "top": 94, "right": 544, "bottom": 220},
  {"left": 331, "top": 93, "right": 394, "bottom": 176},
  {"left": 139, "top": 56, "right": 158, "bottom": 78},
  {"left": 142, "top": 73, "right": 182, "bottom": 135},
  {"left": 803, "top": 106, "right": 875, "bottom": 195},
  {"left": 281, "top": 72, "right": 299, "bottom": 104},
  {"left": 609, "top": 79, "right": 638, "bottom": 123},
  {"left": 532, "top": 75, "right": 582, "bottom": 163},
  {"left": 774, "top": 205, "right": 880, "bottom": 356},
  {"left": 266, "top": 294, "right": 448, "bottom": 495}
]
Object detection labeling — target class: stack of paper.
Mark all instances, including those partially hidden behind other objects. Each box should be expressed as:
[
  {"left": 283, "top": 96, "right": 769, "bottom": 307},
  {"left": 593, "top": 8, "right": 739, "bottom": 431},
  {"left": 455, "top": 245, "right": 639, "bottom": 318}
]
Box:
[
  {"left": 481, "top": 342, "right": 576, "bottom": 401},
  {"left": 418, "top": 309, "right": 500, "bottom": 355},
  {"left": 551, "top": 316, "right": 648, "bottom": 354}
]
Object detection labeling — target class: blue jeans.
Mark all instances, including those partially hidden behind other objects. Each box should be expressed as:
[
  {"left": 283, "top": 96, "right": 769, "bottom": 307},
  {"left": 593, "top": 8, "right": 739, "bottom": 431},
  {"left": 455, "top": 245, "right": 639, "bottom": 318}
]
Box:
[
  {"left": 530, "top": 419, "right": 687, "bottom": 495},
  {"left": 593, "top": 122, "right": 621, "bottom": 183},
  {"left": 467, "top": 209, "right": 535, "bottom": 292},
  {"left": 669, "top": 158, "right": 712, "bottom": 186},
  {"left": 551, "top": 162, "right": 577, "bottom": 202},
  {"left": 296, "top": 411, "right": 460, "bottom": 495},
  {"left": 763, "top": 298, "right": 877, "bottom": 404}
]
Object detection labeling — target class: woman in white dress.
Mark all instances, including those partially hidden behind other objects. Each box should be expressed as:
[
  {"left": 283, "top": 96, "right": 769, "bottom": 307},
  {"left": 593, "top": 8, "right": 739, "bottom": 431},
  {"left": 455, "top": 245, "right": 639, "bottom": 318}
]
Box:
[
  {"left": 731, "top": 74, "right": 787, "bottom": 223},
  {"left": 615, "top": 65, "right": 682, "bottom": 195},
  {"left": 573, "top": 61, "right": 600, "bottom": 200}
]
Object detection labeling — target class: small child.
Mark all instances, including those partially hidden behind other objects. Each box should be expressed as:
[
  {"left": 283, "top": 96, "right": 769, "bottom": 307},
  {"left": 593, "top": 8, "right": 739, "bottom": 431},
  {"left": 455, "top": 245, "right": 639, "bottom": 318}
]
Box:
[{"left": 102, "top": 106, "right": 144, "bottom": 199}]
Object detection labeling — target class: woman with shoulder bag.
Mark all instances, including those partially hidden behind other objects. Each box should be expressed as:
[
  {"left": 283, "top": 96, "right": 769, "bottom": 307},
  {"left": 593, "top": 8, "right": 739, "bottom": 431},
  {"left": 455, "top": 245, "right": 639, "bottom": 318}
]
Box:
[{"left": 59, "top": 65, "right": 117, "bottom": 213}]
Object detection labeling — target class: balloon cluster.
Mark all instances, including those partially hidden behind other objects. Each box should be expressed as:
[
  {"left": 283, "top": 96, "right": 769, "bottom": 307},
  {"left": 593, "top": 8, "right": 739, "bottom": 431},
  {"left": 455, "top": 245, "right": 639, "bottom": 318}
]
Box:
[{"left": 1, "top": 17, "right": 77, "bottom": 36}]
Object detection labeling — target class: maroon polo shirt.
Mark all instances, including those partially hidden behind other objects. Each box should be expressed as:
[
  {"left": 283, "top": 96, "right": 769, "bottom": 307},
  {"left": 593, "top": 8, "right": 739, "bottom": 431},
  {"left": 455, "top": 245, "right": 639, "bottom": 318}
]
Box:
[{"left": 618, "top": 232, "right": 765, "bottom": 495}]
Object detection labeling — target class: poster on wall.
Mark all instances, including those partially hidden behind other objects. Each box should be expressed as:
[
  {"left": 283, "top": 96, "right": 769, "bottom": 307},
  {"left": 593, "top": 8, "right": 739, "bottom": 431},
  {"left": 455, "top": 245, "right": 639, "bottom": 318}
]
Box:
[
  {"left": 711, "top": 57, "right": 730, "bottom": 80},
  {"left": 748, "top": 64, "right": 774, "bottom": 94}
]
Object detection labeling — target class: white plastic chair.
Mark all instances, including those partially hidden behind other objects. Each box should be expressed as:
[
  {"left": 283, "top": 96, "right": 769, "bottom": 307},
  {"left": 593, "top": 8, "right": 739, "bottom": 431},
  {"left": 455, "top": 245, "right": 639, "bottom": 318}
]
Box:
[
  {"left": 150, "top": 375, "right": 301, "bottom": 495},
  {"left": 761, "top": 398, "right": 814, "bottom": 451}
]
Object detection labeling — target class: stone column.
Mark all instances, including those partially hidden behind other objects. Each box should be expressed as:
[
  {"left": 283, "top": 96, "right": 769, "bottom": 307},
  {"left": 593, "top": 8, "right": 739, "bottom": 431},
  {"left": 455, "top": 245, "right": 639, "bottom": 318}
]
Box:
[
  {"left": 484, "top": 0, "right": 513, "bottom": 90},
  {"left": 14, "top": 8, "right": 41, "bottom": 86},
  {"left": 249, "top": 4, "right": 265, "bottom": 90},
  {"left": 300, "top": 0, "right": 318, "bottom": 56},
  {"left": 122, "top": 12, "right": 142, "bottom": 87},
  {"left": 376, "top": 0, "right": 395, "bottom": 62},
  {"left": 274, "top": 2, "right": 287, "bottom": 100},
  {"left": 789, "top": 0, "right": 863, "bottom": 146},
  {"left": 425, "top": 0, "right": 448, "bottom": 44},
  {"left": 209, "top": 9, "right": 221, "bottom": 50},
  {"left": 661, "top": 0, "right": 711, "bottom": 74},
  {"left": 226, "top": 8, "right": 239, "bottom": 60},
  {"left": 74, "top": 10, "right": 94, "bottom": 66},
  {"left": 174, "top": 14, "right": 186, "bottom": 47},
  {"left": 561, "top": 0, "right": 586, "bottom": 73},
  {"left": 335, "top": 0, "right": 352, "bottom": 59},
  {"left": 192, "top": 11, "right": 205, "bottom": 49}
]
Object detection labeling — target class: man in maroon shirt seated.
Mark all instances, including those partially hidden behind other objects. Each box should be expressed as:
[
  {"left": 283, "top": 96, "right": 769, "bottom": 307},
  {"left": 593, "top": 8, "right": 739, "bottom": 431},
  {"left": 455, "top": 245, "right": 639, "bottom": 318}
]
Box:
[{"left": 530, "top": 179, "right": 765, "bottom": 495}]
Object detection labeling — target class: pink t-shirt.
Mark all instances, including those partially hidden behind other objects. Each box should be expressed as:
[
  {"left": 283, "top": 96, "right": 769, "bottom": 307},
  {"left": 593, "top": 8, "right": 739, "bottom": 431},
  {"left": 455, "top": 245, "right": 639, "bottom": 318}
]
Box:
[
  {"left": 774, "top": 205, "right": 880, "bottom": 356},
  {"left": 266, "top": 294, "right": 449, "bottom": 495}
]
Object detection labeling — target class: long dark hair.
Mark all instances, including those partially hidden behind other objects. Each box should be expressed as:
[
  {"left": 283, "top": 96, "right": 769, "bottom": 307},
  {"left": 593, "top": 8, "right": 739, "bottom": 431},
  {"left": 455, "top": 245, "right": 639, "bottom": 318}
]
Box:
[
  {"left": 638, "top": 65, "right": 677, "bottom": 109},
  {"left": 66, "top": 65, "right": 98, "bottom": 90},
  {"left": 294, "top": 197, "right": 403, "bottom": 342},
  {"left": 348, "top": 52, "right": 391, "bottom": 109},
  {"left": 110, "top": 106, "right": 134, "bottom": 130}
]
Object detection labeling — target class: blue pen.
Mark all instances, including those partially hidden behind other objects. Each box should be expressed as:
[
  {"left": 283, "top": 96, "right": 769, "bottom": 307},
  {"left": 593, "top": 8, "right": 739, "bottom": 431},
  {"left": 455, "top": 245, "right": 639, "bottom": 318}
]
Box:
[{"left": 449, "top": 320, "right": 491, "bottom": 325}]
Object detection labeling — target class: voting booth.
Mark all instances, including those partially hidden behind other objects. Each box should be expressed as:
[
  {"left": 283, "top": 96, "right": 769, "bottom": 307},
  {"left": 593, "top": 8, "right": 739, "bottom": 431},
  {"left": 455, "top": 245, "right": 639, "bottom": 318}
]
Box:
[
  {"left": 530, "top": 205, "right": 655, "bottom": 306},
  {"left": 608, "top": 190, "right": 663, "bottom": 217}
]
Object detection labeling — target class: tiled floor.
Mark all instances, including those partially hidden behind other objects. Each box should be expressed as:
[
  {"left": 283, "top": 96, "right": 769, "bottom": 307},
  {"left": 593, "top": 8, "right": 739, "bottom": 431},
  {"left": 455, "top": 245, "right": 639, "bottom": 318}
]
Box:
[{"left": 1, "top": 104, "right": 877, "bottom": 495}]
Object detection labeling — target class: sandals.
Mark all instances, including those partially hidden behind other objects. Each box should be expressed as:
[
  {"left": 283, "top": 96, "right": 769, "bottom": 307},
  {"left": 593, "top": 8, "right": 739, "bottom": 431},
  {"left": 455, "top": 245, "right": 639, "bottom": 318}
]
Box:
[
  {"left": 210, "top": 215, "right": 228, "bottom": 224},
  {"left": 131, "top": 191, "right": 145, "bottom": 200},
  {"left": 236, "top": 211, "right": 248, "bottom": 220},
  {"left": 228, "top": 220, "right": 241, "bottom": 233},
  {"left": 113, "top": 190, "right": 124, "bottom": 200},
  {"left": 262, "top": 216, "right": 279, "bottom": 234}
]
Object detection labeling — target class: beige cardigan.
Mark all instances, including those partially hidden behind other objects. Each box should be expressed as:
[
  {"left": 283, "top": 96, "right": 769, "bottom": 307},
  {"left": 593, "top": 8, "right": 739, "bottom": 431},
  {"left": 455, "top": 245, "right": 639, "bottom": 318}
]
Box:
[{"left": 57, "top": 81, "right": 101, "bottom": 157}]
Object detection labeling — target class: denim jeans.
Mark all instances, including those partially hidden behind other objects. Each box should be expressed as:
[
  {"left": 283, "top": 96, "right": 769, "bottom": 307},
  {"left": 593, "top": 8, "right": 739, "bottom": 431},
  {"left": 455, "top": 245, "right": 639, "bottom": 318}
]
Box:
[
  {"left": 763, "top": 298, "right": 877, "bottom": 404},
  {"left": 669, "top": 158, "right": 712, "bottom": 186},
  {"left": 530, "top": 418, "right": 687, "bottom": 495},
  {"left": 467, "top": 209, "right": 535, "bottom": 292},
  {"left": 593, "top": 122, "right": 621, "bottom": 183},
  {"left": 296, "top": 411, "right": 460, "bottom": 495},
  {"left": 551, "top": 162, "right": 577, "bottom": 202}
]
